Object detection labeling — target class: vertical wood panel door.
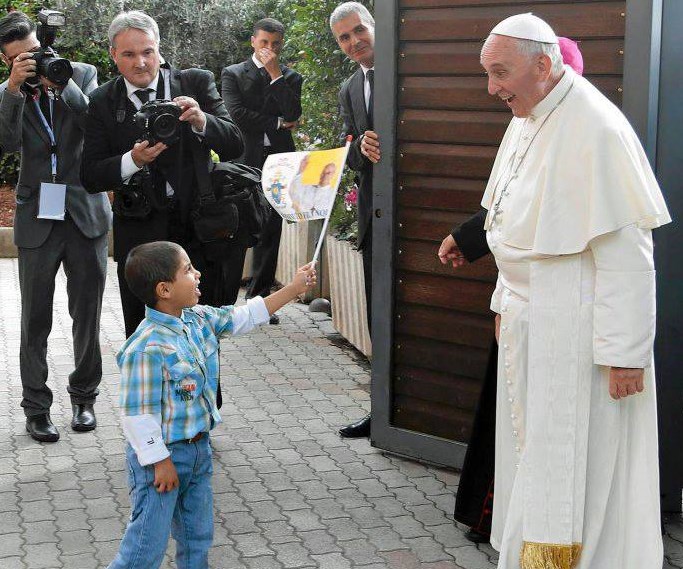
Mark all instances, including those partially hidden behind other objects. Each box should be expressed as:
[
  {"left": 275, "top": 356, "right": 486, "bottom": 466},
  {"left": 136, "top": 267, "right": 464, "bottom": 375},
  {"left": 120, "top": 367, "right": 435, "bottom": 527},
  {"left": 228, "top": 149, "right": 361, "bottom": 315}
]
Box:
[{"left": 389, "top": 0, "right": 626, "bottom": 452}]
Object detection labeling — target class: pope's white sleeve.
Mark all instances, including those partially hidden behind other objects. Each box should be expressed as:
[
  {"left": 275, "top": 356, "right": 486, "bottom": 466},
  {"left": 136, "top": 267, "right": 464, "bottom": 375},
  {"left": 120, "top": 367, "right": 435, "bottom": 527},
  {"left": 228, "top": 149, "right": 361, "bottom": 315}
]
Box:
[
  {"left": 121, "top": 413, "right": 170, "bottom": 466},
  {"left": 590, "top": 224, "right": 656, "bottom": 368}
]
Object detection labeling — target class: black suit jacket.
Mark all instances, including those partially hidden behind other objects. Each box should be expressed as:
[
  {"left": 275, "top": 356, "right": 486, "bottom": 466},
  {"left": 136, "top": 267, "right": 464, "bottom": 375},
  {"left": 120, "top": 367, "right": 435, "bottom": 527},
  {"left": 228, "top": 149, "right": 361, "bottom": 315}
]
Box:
[
  {"left": 81, "top": 66, "right": 243, "bottom": 262},
  {"left": 221, "top": 59, "right": 302, "bottom": 168},
  {"left": 339, "top": 68, "right": 373, "bottom": 250},
  {"left": 451, "top": 208, "right": 490, "bottom": 263}
]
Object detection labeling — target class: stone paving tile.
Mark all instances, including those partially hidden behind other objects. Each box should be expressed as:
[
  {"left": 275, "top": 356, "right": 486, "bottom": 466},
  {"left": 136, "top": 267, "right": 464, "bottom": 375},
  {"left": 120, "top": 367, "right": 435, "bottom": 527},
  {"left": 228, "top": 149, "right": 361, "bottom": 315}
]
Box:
[{"left": 0, "top": 259, "right": 679, "bottom": 569}]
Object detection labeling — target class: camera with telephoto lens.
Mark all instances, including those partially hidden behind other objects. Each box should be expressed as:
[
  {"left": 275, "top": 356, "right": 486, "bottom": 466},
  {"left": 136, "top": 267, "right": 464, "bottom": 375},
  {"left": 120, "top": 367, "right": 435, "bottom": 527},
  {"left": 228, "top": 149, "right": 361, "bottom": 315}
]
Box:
[
  {"left": 27, "top": 9, "right": 73, "bottom": 87},
  {"left": 133, "top": 100, "right": 182, "bottom": 146}
]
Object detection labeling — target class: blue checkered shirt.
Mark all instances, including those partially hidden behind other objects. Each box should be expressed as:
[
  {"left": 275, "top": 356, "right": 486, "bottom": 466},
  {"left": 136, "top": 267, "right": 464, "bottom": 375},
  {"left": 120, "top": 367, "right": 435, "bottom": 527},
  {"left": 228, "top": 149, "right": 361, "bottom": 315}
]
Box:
[{"left": 117, "top": 301, "right": 267, "bottom": 452}]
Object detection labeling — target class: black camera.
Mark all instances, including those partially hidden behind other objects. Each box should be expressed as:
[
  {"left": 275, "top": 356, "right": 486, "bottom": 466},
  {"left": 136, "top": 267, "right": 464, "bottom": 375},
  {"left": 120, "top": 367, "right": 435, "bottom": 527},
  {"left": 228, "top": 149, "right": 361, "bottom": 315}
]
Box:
[
  {"left": 113, "top": 171, "right": 152, "bottom": 220},
  {"left": 27, "top": 9, "right": 73, "bottom": 87},
  {"left": 133, "top": 100, "right": 182, "bottom": 146}
]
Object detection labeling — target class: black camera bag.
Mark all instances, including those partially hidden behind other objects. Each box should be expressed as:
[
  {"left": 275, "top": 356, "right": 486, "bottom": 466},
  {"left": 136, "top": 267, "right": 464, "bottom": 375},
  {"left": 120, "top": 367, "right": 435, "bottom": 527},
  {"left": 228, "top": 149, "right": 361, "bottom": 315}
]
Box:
[
  {"left": 191, "top": 153, "right": 270, "bottom": 248},
  {"left": 112, "top": 171, "right": 153, "bottom": 220}
]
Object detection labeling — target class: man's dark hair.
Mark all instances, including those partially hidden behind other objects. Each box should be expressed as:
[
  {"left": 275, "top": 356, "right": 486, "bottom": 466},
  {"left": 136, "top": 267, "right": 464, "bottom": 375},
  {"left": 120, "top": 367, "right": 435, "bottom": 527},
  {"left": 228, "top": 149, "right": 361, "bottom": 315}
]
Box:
[
  {"left": 253, "top": 18, "right": 285, "bottom": 37},
  {"left": 0, "top": 11, "right": 35, "bottom": 53},
  {"left": 124, "top": 241, "right": 184, "bottom": 307}
]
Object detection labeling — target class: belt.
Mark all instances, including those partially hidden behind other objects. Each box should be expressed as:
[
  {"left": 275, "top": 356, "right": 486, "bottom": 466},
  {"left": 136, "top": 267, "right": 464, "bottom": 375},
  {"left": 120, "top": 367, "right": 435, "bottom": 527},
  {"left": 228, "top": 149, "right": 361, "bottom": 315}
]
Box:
[{"left": 174, "top": 431, "right": 205, "bottom": 445}]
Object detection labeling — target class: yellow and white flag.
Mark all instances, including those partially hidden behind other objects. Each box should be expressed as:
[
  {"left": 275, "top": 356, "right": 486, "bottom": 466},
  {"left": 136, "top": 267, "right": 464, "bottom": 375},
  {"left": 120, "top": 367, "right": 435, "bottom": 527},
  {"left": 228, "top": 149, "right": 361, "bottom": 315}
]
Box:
[{"left": 261, "top": 145, "right": 349, "bottom": 223}]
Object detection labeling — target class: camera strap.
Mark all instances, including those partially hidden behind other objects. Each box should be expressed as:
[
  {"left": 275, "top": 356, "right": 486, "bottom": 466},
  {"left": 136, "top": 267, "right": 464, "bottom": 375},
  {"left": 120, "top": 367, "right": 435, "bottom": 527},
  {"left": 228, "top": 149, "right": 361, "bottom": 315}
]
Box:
[{"left": 33, "top": 97, "right": 57, "bottom": 182}]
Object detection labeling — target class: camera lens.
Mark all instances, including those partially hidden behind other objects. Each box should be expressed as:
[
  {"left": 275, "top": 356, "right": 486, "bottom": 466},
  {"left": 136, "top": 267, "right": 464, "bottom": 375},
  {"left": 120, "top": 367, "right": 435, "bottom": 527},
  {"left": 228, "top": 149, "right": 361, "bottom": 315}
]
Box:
[
  {"left": 46, "top": 58, "right": 73, "bottom": 85},
  {"left": 153, "top": 113, "right": 179, "bottom": 140}
]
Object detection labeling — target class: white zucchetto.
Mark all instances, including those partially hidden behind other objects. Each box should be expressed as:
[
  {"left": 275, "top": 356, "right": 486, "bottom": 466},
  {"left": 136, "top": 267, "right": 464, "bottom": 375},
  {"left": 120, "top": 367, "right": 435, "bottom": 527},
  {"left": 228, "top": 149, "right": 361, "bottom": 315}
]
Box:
[{"left": 490, "top": 13, "right": 558, "bottom": 44}]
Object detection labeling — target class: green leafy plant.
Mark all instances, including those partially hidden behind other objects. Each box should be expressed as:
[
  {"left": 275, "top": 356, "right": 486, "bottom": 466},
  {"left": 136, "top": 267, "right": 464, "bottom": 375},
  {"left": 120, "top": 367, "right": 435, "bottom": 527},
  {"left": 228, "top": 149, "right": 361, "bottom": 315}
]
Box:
[{"left": 0, "top": 0, "right": 374, "bottom": 239}]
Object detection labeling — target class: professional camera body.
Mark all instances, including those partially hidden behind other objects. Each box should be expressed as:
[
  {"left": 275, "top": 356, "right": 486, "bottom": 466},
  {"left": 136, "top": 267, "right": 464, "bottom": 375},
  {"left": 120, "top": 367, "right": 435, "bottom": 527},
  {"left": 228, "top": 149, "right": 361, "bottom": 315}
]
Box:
[
  {"left": 133, "top": 100, "right": 182, "bottom": 146},
  {"left": 27, "top": 9, "right": 73, "bottom": 87}
]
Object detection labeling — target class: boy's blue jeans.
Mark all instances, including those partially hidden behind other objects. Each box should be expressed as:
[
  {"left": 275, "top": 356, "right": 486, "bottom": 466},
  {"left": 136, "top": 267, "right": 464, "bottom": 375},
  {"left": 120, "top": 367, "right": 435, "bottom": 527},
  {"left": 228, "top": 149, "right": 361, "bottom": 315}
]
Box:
[{"left": 108, "top": 434, "right": 213, "bottom": 569}]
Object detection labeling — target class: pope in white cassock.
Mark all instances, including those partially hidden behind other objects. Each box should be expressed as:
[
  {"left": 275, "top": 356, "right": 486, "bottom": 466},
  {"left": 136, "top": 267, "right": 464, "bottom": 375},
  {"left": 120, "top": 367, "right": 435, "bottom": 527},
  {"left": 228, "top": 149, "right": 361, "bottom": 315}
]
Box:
[{"left": 440, "top": 13, "right": 672, "bottom": 569}]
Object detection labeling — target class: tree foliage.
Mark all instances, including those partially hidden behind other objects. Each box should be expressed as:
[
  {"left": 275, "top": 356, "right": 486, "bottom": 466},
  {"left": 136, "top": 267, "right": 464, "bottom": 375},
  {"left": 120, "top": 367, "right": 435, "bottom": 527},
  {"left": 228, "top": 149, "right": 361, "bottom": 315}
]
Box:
[{"left": 0, "top": 0, "right": 374, "bottom": 224}]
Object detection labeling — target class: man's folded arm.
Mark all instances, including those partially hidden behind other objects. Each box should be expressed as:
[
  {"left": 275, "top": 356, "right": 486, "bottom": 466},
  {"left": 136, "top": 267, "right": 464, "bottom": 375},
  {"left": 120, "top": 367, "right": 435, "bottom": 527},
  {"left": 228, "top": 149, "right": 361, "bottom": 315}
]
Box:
[
  {"left": 269, "top": 71, "right": 303, "bottom": 122},
  {"left": 221, "top": 67, "right": 278, "bottom": 135}
]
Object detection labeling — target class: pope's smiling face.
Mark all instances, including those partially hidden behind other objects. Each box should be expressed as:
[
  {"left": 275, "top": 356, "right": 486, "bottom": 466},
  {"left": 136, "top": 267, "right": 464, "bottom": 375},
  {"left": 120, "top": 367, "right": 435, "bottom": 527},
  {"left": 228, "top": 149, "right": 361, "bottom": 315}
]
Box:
[{"left": 481, "top": 34, "right": 553, "bottom": 118}]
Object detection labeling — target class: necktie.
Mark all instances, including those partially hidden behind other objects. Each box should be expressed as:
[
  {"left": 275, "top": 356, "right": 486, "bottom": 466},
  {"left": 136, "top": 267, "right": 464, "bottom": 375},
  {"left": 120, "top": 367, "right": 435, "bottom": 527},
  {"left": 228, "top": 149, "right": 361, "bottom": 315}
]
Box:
[
  {"left": 366, "top": 69, "right": 374, "bottom": 129},
  {"left": 134, "top": 88, "right": 153, "bottom": 105}
]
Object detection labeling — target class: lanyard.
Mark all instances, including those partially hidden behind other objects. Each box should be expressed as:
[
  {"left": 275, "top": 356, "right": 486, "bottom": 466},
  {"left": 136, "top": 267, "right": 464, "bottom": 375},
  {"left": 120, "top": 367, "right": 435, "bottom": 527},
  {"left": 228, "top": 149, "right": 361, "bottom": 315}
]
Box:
[{"left": 33, "top": 97, "right": 57, "bottom": 182}]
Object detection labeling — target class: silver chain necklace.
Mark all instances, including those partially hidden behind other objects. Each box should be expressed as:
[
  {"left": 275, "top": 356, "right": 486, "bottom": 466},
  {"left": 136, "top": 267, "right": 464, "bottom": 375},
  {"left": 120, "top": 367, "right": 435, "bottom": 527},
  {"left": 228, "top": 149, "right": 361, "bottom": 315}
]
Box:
[{"left": 490, "top": 82, "right": 575, "bottom": 226}]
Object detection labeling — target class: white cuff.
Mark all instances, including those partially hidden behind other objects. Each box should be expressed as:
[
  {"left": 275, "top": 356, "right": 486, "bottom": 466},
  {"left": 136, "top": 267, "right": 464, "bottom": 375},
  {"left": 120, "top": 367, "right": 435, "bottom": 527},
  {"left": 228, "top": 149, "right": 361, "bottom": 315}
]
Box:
[
  {"left": 229, "top": 297, "right": 271, "bottom": 335},
  {"left": 270, "top": 76, "right": 283, "bottom": 85},
  {"left": 122, "top": 413, "right": 170, "bottom": 466},
  {"left": 247, "top": 296, "right": 270, "bottom": 325},
  {"left": 121, "top": 151, "right": 142, "bottom": 182}
]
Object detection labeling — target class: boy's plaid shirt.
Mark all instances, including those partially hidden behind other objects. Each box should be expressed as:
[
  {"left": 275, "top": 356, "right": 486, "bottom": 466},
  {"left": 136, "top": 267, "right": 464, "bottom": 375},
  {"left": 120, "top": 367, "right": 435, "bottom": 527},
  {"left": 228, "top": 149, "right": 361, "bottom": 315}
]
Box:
[{"left": 117, "top": 305, "right": 237, "bottom": 444}]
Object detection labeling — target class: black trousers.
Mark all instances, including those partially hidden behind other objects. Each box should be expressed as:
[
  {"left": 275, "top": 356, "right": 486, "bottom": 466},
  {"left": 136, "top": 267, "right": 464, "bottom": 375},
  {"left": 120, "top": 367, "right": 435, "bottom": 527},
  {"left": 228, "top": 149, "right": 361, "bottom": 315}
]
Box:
[
  {"left": 246, "top": 205, "right": 282, "bottom": 299},
  {"left": 19, "top": 217, "right": 108, "bottom": 417},
  {"left": 360, "top": 236, "right": 372, "bottom": 334},
  {"left": 453, "top": 341, "right": 498, "bottom": 535},
  {"left": 246, "top": 146, "right": 283, "bottom": 299}
]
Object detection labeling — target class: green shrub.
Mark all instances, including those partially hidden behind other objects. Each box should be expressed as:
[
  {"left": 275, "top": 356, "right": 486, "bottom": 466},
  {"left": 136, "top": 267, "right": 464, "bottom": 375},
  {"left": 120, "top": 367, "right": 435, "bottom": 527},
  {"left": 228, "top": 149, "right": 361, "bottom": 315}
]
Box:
[{"left": 0, "top": 0, "right": 374, "bottom": 239}]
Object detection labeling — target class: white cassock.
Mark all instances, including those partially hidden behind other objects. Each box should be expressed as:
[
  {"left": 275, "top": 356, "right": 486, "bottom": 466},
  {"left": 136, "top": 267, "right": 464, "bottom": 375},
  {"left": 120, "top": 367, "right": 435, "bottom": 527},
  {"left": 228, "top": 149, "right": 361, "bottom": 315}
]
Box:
[{"left": 482, "top": 66, "right": 671, "bottom": 569}]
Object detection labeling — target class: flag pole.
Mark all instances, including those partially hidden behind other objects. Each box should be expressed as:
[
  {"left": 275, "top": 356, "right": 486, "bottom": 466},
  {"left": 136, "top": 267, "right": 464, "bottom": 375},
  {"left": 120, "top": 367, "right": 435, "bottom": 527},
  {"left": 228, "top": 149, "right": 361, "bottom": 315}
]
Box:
[{"left": 310, "top": 135, "right": 353, "bottom": 266}]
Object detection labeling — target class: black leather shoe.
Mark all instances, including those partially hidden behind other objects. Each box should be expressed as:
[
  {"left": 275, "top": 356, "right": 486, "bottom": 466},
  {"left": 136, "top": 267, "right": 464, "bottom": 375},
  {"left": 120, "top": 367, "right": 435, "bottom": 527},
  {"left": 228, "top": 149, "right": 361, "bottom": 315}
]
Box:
[
  {"left": 269, "top": 314, "right": 280, "bottom": 325},
  {"left": 464, "top": 528, "right": 490, "bottom": 544},
  {"left": 339, "top": 414, "right": 371, "bottom": 438},
  {"left": 71, "top": 404, "right": 97, "bottom": 432},
  {"left": 26, "top": 414, "right": 60, "bottom": 443}
]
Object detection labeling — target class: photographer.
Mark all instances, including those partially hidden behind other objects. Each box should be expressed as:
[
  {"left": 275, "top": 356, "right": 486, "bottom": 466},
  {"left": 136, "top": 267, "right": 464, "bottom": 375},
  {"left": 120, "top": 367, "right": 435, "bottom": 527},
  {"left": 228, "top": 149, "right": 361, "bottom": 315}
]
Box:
[
  {"left": 0, "top": 11, "right": 111, "bottom": 442},
  {"left": 81, "top": 10, "right": 244, "bottom": 337}
]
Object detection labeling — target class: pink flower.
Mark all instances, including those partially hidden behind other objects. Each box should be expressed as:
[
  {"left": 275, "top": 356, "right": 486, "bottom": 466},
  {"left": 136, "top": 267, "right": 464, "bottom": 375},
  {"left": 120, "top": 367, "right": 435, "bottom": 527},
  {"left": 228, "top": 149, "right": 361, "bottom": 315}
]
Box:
[{"left": 344, "top": 185, "right": 358, "bottom": 209}]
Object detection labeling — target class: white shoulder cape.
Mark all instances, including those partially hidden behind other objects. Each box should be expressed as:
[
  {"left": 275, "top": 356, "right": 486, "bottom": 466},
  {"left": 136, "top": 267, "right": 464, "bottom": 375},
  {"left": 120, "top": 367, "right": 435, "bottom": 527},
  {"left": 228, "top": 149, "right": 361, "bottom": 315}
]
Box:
[{"left": 481, "top": 69, "right": 671, "bottom": 255}]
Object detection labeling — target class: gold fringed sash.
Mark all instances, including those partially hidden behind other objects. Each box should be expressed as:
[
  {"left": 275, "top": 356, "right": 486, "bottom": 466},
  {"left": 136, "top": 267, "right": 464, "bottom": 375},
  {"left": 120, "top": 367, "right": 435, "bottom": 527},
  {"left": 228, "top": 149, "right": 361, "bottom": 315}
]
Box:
[{"left": 520, "top": 542, "right": 582, "bottom": 569}]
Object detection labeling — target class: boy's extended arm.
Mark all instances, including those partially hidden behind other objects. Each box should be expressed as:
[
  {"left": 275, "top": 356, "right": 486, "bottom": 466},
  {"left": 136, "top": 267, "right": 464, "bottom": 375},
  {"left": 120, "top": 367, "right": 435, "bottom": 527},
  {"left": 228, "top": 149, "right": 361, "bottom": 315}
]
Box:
[
  {"left": 119, "top": 350, "right": 170, "bottom": 466},
  {"left": 204, "top": 265, "right": 315, "bottom": 338}
]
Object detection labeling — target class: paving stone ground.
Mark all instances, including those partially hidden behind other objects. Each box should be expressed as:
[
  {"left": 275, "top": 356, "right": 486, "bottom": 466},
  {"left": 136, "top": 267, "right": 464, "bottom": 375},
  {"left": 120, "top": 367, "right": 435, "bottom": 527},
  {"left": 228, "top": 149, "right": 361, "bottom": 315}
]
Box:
[{"left": 0, "top": 258, "right": 680, "bottom": 569}]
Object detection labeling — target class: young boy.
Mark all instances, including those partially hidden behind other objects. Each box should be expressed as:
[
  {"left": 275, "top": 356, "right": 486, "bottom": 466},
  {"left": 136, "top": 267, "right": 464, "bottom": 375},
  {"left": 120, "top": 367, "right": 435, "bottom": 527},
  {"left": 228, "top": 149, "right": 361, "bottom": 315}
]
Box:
[{"left": 108, "top": 241, "right": 316, "bottom": 569}]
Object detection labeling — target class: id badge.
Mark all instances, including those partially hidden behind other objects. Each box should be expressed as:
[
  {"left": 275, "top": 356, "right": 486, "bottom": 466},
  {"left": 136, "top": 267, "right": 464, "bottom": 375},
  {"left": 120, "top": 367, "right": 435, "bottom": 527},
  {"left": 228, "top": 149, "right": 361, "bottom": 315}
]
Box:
[{"left": 37, "top": 182, "right": 66, "bottom": 220}]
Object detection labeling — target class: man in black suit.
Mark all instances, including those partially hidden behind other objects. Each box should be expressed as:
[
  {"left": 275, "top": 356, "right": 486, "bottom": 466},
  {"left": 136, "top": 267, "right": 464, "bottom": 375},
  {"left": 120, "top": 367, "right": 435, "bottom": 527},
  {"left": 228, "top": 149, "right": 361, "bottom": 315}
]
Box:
[
  {"left": 0, "top": 11, "right": 111, "bottom": 442},
  {"left": 81, "top": 10, "right": 243, "bottom": 337},
  {"left": 222, "top": 18, "right": 303, "bottom": 323},
  {"left": 330, "top": 2, "right": 378, "bottom": 438}
]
